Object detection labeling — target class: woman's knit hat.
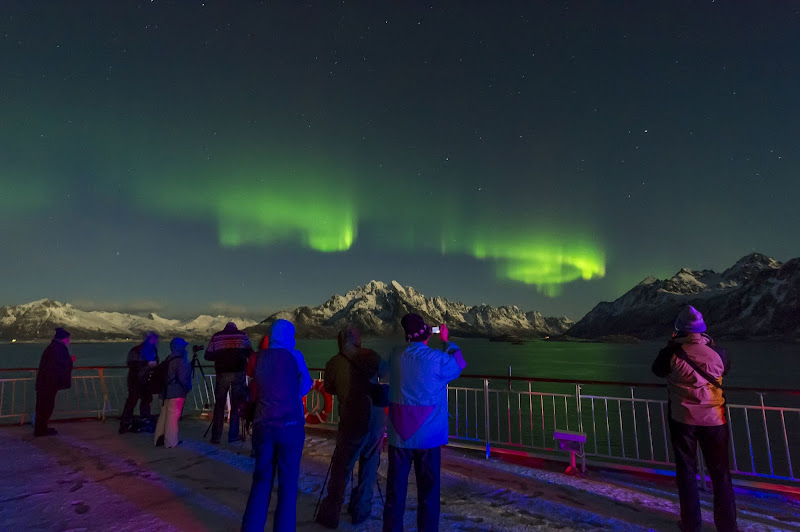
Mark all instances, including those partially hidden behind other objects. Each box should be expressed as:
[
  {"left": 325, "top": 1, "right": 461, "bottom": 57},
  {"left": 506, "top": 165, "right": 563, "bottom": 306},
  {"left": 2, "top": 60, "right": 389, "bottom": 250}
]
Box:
[
  {"left": 674, "top": 305, "right": 707, "bottom": 333},
  {"left": 401, "top": 313, "right": 432, "bottom": 342}
]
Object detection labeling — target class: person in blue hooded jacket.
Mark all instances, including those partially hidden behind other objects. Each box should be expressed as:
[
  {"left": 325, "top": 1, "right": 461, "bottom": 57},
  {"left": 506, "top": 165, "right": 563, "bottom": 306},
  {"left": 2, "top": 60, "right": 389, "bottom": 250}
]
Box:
[
  {"left": 383, "top": 313, "right": 466, "bottom": 532},
  {"left": 241, "top": 319, "right": 313, "bottom": 532}
]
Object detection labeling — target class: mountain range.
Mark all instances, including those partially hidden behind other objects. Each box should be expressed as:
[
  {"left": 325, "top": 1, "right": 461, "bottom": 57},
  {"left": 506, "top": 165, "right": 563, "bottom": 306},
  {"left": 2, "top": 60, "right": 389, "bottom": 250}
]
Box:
[
  {"left": 248, "top": 280, "right": 573, "bottom": 340},
  {"left": 567, "top": 253, "right": 800, "bottom": 341},
  {"left": 2, "top": 252, "right": 797, "bottom": 342},
  {"left": 0, "top": 299, "right": 257, "bottom": 342}
]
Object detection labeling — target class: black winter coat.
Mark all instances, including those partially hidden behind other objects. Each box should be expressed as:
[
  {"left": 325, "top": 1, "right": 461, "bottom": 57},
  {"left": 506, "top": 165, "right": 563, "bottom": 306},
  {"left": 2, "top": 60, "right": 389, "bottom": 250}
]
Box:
[{"left": 36, "top": 340, "right": 73, "bottom": 391}]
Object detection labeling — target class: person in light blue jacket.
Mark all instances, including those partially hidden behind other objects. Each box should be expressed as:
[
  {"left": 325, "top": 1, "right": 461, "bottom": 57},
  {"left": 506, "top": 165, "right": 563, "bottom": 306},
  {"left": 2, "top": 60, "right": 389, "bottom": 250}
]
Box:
[{"left": 383, "top": 313, "right": 466, "bottom": 532}]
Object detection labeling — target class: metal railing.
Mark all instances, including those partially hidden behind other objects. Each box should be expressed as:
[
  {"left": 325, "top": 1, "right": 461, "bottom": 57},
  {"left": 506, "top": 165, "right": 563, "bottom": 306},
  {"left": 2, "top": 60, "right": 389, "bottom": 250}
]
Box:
[
  {"left": 441, "top": 374, "right": 800, "bottom": 490},
  {"left": 2, "top": 366, "right": 798, "bottom": 490}
]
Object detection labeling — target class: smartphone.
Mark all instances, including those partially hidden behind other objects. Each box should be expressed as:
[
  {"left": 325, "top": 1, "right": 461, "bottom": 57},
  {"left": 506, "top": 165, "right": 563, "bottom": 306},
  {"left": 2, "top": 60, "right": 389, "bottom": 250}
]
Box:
[{"left": 431, "top": 326, "right": 441, "bottom": 334}]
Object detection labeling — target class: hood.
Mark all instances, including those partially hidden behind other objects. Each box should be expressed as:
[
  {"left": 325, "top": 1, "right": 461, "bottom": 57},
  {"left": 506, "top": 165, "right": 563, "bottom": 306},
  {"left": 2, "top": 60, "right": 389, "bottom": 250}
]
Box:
[
  {"left": 222, "top": 322, "right": 239, "bottom": 334},
  {"left": 269, "top": 319, "right": 296, "bottom": 350},
  {"left": 338, "top": 326, "right": 365, "bottom": 359},
  {"left": 337, "top": 326, "right": 361, "bottom": 352}
]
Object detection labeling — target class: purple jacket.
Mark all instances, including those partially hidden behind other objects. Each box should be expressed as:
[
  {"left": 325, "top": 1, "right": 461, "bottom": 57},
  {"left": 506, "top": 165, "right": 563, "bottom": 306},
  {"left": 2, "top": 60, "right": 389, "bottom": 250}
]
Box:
[{"left": 387, "top": 341, "right": 465, "bottom": 449}]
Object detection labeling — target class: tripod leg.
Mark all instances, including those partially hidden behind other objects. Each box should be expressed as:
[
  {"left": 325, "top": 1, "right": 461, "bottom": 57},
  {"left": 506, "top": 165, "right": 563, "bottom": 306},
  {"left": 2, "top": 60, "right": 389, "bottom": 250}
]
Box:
[{"left": 314, "top": 455, "right": 335, "bottom": 519}]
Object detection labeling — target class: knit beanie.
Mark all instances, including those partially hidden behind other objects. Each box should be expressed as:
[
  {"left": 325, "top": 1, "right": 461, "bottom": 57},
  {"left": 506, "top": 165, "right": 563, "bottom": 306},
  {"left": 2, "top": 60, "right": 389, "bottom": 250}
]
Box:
[
  {"left": 401, "top": 313, "right": 431, "bottom": 342},
  {"left": 54, "top": 327, "right": 70, "bottom": 340},
  {"left": 674, "top": 305, "right": 707, "bottom": 333}
]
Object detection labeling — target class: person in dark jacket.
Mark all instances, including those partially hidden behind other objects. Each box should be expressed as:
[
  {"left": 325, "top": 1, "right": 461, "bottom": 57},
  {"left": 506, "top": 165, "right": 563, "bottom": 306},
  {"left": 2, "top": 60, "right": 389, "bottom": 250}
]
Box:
[
  {"left": 241, "top": 319, "right": 313, "bottom": 532},
  {"left": 154, "top": 337, "right": 193, "bottom": 448},
  {"left": 119, "top": 331, "right": 159, "bottom": 434},
  {"left": 205, "top": 322, "right": 251, "bottom": 444},
  {"left": 316, "top": 325, "right": 386, "bottom": 528},
  {"left": 383, "top": 314, "right": 466, "bottom": 532},
  {"left": 34, "top": 327, "right": 74, "bottom": 437},
  {"left": 652, "top": 305, "right": 737, "bottom": 532}
]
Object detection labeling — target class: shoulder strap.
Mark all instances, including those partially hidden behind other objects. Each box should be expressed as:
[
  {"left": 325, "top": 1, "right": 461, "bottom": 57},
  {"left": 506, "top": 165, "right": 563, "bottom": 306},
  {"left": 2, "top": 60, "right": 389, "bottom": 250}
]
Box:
[{"left": 673, "top": 346, "right": 723, "bottom": 389}]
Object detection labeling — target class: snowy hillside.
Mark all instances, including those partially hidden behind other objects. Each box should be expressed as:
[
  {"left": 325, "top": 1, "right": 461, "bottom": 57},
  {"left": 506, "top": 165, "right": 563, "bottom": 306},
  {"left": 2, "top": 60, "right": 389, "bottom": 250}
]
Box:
[
  {"left": 0, "top": 299, "right": 256, "bottom": 342},
  {"left": 567, "top": 253, "right": 797, "bottom": 340},
  {"left": 248, "top": 280, "right": 572, "bottom": 339}
]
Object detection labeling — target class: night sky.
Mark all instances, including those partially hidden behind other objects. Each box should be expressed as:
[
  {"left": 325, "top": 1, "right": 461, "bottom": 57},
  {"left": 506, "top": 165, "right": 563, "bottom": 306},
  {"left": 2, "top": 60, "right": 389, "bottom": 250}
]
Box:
[{"left": 1, "top": 2, "right": 798, "bottom": 320}]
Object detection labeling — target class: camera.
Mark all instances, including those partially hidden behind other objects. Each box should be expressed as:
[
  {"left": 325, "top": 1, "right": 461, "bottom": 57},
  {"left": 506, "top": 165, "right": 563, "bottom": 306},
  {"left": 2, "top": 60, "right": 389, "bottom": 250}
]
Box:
[
  {"left": 431, "top": 326, "right": 441, "bottom": 334},
  {"left": 192, "top": 344, "right": 204, "bottom": 354}
]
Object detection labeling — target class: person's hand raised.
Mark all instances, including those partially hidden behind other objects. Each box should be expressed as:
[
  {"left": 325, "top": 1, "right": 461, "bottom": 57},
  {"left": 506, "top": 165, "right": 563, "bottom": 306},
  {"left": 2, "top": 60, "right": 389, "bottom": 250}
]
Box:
[{"left": 439, "top": 323, "right": 449, "bottom": 343}]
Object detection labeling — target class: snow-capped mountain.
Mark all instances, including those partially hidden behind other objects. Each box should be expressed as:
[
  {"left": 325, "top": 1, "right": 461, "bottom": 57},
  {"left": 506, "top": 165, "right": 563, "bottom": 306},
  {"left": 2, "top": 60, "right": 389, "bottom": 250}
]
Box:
[
  {"left": 0, "top": 299, "right": 257, "bottom": 342},
  {"left": 567, "top": 253, "right": 798, "bottom": 340},
  {"left": 248, "top": 280, "right": 572, "bottom": 339}
]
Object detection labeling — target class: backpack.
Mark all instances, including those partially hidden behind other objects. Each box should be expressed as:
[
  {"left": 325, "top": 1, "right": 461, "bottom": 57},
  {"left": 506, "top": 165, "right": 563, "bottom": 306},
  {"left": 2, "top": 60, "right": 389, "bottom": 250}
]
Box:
[
  {"left": 126, "top": 343, "right": 144, "bottom": 368},
  {"left": 147, "top": 357, "right": 175, "bottom": 396}
]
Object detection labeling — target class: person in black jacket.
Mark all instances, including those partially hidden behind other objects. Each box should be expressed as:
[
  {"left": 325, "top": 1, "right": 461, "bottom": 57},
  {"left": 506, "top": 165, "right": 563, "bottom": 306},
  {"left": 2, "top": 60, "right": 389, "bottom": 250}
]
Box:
[
  {"left": 316, "top": 326, "right": 386, "bottom": 528},
  {"left": 205, "top": 322, "right": 251, "bottom": 444},
  {"left": 119, "top": 331, "right": 159, "bottom": 434},
  {"left": 34, "top": 327, "right": 74, "bottom": 437}
]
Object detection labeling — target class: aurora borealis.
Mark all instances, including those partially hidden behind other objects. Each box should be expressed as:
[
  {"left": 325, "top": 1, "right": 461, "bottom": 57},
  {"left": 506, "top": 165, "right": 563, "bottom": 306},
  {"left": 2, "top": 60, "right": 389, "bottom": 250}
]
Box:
[{"left": 1, "top": 2, "right": 798, "bottom": 319}]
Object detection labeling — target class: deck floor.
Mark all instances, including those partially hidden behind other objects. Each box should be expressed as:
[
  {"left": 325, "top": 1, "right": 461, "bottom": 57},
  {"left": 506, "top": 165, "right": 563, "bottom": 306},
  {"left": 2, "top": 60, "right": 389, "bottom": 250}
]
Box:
[{"left": 1, "top": 417, "right": 798, "bottom": 531}]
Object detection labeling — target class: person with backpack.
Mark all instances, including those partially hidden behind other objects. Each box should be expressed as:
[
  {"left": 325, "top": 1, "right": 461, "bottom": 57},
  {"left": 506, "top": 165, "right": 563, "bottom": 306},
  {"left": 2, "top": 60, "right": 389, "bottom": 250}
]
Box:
[
  {"left": 34, "top": 327, "right": 74, "bottom": 437},
  {"left": 120, "top": 331, "right": 159, "bottom": 434},
  {"left": 153, "top": 337, "right": 193, "bottom": 448},
  {"left": 204, "top": 322, "right": 251, "bottom": 444},
  {"left": 316, "top": 325, "right": 386, "bottom": 528},
  {"left": 241, "top": 319, "right": 313, "bottom": 532},
  {"left": 651, "top": 305, "right": 737, "bottom": 532}
]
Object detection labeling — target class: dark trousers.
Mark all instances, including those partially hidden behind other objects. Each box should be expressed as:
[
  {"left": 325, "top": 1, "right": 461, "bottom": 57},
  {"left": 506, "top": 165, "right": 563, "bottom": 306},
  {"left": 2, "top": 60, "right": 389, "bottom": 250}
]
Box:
[
  {"left": 34, "top": 388, "right": 58, "bottom": 435},
  {"left": 120, "top": 369, "right": 152, "bottom": 426},
  {"left": 317, "top": 409, "right": 385, "bottom": 526},
  {"left": 212, "top": 371, "right": 247, "bottom": 441},
  {"left": 670, "top": 419, "right": 737, "bottom": 532},
  {"left": 383, "top": 445, "right": 441, "bottom": 532},
  {"left": 241, "top": 422, "right": 305, "bottom": 532}
]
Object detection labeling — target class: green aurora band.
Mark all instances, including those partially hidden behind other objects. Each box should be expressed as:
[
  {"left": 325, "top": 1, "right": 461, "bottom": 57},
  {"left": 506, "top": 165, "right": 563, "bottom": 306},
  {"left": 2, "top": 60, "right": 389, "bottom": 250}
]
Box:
[{"left": 131, "top": 169, "right": 605, "bottom": 295}]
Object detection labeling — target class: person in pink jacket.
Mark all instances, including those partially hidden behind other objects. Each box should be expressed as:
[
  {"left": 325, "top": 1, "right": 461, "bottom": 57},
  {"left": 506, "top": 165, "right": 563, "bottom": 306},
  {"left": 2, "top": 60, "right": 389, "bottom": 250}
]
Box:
[{"left": 652, "top": 305, "right": 737, "bottom": 532}]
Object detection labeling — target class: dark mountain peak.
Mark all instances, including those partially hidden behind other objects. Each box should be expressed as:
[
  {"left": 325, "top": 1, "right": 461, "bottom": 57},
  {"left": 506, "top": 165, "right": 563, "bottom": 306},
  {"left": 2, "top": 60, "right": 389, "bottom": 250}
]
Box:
[
  {"left": 568, "top": 253, "right": 799, "bottom": 341},
  {"left": 722, "top": 252, "right": 782, "bottom": 283}
]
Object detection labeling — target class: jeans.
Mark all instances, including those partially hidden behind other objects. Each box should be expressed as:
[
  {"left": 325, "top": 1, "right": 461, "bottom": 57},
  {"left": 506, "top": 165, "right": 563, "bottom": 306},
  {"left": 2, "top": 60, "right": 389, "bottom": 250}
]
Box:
[
  {"left": 154, "top": 397, "right": 185, "bottom": 448},
  {"left": 383, "top": 445, "right": 441, "bottom": 532},
  {"left": 241, "top": 422, "right": 305, "bottom": 532},
  {"left": 212, "top": 371, "right": 247, "bottom": 442},
  {"left": 34, "top": 388, "right": 58, "bottom": 435},
  {"left": 670, "top": 419, "right": 737, "bottom": 532},
  {"left": 120, "top": 369, "right": 152, "bottom": 426},
  {"left": 317, "top": 408, "right": 385, "bottom": 526}
]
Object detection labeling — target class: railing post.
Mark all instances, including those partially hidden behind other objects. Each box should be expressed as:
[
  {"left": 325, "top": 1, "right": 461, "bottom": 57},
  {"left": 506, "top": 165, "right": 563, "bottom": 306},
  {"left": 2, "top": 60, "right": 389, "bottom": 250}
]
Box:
[
  {"left": 630, "top": 387, "right": 640, "bottom": 460},
  {"left": 484, "top": 378, "right": 491, "bottom": 459},
  {"left": 575, "top": 384, "right": 583, "bottom": 433},
  {"left": 759, "top": 393, "right": 775, "bottom": 477},
  {"left": 97, "top": 368, "right": 110, "bottom": 421}
]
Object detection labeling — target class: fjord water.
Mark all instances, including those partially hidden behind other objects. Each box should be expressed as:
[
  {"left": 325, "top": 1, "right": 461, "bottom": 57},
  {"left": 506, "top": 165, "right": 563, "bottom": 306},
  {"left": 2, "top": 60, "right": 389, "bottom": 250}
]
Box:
[{"left": 1, "top": 338, "right": 796, "bottom": 389}]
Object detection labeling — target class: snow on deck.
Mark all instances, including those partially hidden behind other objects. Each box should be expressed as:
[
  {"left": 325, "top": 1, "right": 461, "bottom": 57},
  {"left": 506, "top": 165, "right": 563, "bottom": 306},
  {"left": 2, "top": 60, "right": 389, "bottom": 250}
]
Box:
[{"left": 1, "top": 418, "right": 798, "bottom": 531}]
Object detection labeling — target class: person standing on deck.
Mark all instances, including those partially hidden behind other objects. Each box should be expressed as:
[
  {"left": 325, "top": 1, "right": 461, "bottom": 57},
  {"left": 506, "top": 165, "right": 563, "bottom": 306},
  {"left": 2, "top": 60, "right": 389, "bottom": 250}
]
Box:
[
  {"left": 241, "top": 319, "right": 313, "bottom": 532},
  {"left": 34, "top": 327, "right": 74, "bottom": 437},
  {"left": 316, "top": 325, "right": 387, "bottom": 528},
  {"left": 383, "top": 313, "right": 466, "bottom": 532},
  {"left": 119, "top": 331, "right": 159, "bottom": 434},
  {"left": 154, "top": 337, "right": 192, "bottom": 448},
  {"left": 652, "top": 305, "right": 737, "bottom": 532},
  {"left": 204, "top": 322, "right": 251, "bottom": 444}
]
